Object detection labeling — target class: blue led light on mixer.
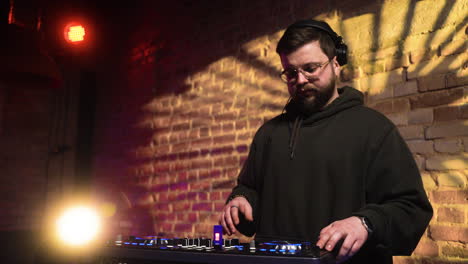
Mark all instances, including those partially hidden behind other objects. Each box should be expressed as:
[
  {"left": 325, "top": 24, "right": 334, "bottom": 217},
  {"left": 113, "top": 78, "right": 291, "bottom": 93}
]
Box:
[
  {"left": 232, "top": 245, "right": 244, "bottom": 250},
  {"left": 263, "top": 242, "right": 302, "bottom": 247}
]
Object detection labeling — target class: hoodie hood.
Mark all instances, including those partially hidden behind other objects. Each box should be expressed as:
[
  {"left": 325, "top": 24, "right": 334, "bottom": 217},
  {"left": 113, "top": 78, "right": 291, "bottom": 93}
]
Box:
[{"left": 285, "top": 86, "right": 364, "bottom": 159}]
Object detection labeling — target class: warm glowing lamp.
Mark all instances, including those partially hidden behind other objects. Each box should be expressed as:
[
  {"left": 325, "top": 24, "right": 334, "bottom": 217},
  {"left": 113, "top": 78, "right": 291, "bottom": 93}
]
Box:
[
  {"left": 64, "top": 23, "right": 86, "bottom": 44},
  {"left": 56, "top": 206, "right": 101, "bottom": 246}
]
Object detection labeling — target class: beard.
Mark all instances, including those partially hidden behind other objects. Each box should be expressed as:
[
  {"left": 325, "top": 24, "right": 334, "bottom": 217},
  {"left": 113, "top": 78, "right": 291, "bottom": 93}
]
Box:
[{"left": 285, "top": 72, "right": 336, "bottom": 116}]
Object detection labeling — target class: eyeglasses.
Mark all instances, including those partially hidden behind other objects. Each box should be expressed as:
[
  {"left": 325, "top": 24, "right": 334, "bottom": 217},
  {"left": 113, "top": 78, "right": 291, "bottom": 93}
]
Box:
[{"left": 279, "top": 59, "right": 332, "bottom": 83}]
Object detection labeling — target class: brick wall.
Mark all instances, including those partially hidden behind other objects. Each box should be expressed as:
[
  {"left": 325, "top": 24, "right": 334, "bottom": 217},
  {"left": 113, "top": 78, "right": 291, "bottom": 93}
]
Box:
[
  {"left": 92, "top": 0, "right": 467, "bottom": 262},
  {"left": 0, "top": 81, "right": 53, "bottom": 231}
]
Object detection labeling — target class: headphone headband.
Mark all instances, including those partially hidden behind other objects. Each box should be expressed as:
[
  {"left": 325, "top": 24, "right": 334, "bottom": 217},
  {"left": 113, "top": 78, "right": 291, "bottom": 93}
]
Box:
[{"left": 286, "top": 20, "right": 348, "bottom": 66}]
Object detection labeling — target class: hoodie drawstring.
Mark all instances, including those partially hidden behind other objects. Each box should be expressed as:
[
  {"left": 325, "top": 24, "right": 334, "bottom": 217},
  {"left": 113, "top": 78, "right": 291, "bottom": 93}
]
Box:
[{"left": 289, "top": 115, "right": 303, "bottom": 159}]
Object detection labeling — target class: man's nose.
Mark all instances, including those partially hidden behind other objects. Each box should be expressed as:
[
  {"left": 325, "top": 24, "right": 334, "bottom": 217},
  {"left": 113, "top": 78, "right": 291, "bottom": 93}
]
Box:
[{"left": 296, "top": 70, "right": 309, "bottom": 85}]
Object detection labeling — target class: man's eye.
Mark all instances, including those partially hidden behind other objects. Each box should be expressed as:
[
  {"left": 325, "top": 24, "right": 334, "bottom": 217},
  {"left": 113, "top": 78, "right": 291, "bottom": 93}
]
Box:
[
  {"left": 286, "top": 70, "right": 297, "bottom": 78},
  {"left": 304, "top": 66, "right": 319, "bottom": 73}
]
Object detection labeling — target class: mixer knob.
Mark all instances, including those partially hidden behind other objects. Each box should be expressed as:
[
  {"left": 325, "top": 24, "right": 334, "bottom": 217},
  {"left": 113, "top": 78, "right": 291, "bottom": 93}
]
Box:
[
  {"left": 240, "top": 242, "right": 250, "bottom": 253},
  {"left": 224, "top": 239, "right": 232, "bottom": 248},
  {"left": 276, "top": 244, "right": 288, "bottom": 254},
  {"left": 200, "top": 238, "right": 212, "bottom": 248},
  {"left": 207, "top": 238, "right": 213, "bottom": 247},
  {"left": 113, "top": 234, "right": 123, "bottom": 246},
  {"left": 147, "top": 239, "right": 155, "bottom": 247},
  {"left": 249, "top": 240, "right": 256, "bottom": 252},
  {"left": 231, "top": 239, "right": 240, "bottom": 246},
  {"left": 301, "top": 242, "right": 321, "bottom": 257},
  {"left": 290, "top": 245, "right": 298, "bottom": 251},
  {"left": 136, "top": 239, "right": 145, "bottom": 246},
  {"left": 159, "top": 238, "right": 172, "bottom": 248},
  {"left": 191, "top": 238, "right": 200, "bottom": 247},
  {"left": 180, "top": 238, "right": 189, "bottom": 247},
  {"left": 269, "top": 245, "right": 277, "bottom": 253},
  {"left": 130, "top": 237, "right": 144, "bottom": 246}
]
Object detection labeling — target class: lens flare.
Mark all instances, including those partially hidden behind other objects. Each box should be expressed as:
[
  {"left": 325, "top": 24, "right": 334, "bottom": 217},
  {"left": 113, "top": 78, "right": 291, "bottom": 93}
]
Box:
[{"left": 56, "top": 206, "right": 100, "bottom": 246}]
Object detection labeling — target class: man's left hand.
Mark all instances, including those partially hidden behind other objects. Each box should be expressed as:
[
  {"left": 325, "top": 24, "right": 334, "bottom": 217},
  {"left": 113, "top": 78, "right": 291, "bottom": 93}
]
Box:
[{"left": 316, "top": 216, "right": 368, "bottom": 263}]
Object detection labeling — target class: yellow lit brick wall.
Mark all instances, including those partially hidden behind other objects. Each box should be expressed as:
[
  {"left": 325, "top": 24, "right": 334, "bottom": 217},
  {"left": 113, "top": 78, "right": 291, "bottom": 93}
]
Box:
[{"left": 93, "top": 0, "right": 467, "bottom": 263}]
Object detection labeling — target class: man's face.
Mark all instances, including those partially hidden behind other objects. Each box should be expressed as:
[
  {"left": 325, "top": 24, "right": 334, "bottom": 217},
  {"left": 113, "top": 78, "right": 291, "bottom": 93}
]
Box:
[{"left": 280, "top": 41, "right": 340, "bottom": 113}]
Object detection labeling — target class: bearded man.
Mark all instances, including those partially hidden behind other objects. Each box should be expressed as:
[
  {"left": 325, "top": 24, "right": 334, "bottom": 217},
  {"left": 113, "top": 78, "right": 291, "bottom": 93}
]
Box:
[{"left": 219, "top": 20, "right": 432, "bottom": 264}]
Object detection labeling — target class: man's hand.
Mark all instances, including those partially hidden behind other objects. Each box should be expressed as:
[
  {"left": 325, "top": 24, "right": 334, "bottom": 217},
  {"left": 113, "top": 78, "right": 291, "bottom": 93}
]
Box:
[
  {"left": 219, "top": 196, "right": 253, "bottom": 236},
  {"left": 316, "top": 216, "right": 368, "bottom": 263}
]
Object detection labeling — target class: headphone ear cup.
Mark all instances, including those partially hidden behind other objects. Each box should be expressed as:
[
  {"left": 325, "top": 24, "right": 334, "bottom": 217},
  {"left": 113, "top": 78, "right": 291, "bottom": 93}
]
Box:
[
  {"left": 336, "top": 43, "right": 348, "bottom": 66},
  {"left": 332, "top": 35, "right": 348, "bottom": 66}
]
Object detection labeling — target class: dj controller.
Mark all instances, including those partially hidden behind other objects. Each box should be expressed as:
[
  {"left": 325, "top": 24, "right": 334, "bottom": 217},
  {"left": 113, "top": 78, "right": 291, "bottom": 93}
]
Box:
[{"left": 96, "top": 226, "right": 336, "bottom": 264}]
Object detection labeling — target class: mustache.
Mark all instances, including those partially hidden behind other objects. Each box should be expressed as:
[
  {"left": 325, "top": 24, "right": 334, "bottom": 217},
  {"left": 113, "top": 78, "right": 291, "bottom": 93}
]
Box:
[{"left": 294, "top": 85, "right": 318, "bottom": 97}]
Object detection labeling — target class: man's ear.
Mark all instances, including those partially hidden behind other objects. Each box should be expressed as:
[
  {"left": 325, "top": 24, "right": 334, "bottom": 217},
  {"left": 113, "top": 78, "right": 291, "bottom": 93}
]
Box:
[{"left": 332, "top": 56, "right": 341, "bottom": 76}]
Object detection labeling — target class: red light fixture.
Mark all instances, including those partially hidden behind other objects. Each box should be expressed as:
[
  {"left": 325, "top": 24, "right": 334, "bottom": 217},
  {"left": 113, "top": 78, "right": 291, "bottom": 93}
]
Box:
[{"left": 64, "top": 23, "right": 86, "bottom": 44}]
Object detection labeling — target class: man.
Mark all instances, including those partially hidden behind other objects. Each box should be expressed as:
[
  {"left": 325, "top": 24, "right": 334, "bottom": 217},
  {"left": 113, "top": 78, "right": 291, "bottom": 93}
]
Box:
[{"left": 219, "top": 19, "right": 433, "bottom": 263}]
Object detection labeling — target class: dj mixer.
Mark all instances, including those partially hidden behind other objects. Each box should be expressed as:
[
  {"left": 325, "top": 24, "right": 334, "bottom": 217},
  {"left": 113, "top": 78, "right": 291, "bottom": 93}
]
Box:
[{"left": 97, "top": 227, "right": 336, "bottom": 264}]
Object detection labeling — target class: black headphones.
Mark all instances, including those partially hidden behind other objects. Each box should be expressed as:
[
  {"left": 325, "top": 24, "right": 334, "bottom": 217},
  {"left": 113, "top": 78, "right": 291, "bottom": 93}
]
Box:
[{"left": 286, "top": 19, "right": 348, "bottom": 66}]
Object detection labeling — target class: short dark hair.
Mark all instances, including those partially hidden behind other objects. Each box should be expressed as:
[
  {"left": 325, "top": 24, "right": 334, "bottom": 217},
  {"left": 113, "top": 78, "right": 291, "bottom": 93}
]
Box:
[{"left": 276, "top": 23, "right": 336, "bottom": 60}]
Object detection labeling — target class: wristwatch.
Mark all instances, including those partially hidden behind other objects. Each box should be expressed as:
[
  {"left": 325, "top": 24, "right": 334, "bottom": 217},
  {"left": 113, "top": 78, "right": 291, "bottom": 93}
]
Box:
[{"left": 359, "top": 216, "right": 373, "bottom": 234}]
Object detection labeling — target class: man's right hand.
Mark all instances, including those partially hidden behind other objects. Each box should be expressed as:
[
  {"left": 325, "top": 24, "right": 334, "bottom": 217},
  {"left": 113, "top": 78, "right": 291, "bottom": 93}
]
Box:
[{"left": 219, "top": 196, "right": 254, "bottom": 236}]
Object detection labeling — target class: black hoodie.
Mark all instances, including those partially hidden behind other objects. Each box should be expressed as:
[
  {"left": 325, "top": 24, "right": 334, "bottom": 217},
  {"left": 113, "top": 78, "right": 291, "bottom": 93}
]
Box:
[{"left": 229, "top": 86, "right": 433, "bottom": 263}]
